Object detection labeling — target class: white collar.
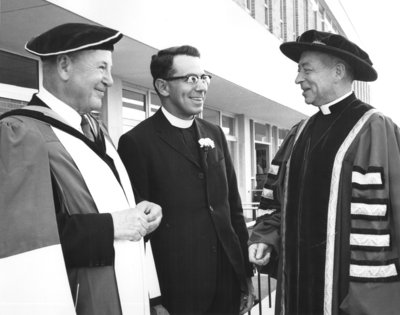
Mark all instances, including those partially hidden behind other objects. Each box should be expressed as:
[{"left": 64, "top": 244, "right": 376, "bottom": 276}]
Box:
[
  {"left": 37, "top": 88, "right": 83, "bottom": 133},
  {"left": 319, "top": 91, "right": 353, "bottom": 115},
  {"left": 161, "top": 106, "right": 194, "bottom": 128}
]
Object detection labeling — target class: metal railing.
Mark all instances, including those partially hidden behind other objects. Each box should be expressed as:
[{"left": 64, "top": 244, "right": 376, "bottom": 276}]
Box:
[{"left": 243, "top": 202, "right": 274, "bottom": 315}]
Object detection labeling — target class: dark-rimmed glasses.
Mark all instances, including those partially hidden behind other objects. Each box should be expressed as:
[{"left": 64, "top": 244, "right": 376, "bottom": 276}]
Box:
[{"left": 163, "top": 74, "right": 212, "bottom": 85}]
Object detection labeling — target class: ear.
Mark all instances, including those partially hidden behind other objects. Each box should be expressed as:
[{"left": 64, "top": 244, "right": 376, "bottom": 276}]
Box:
[
  {"left": 334, "top": 63, "right": 346, "bottom": 80},
  {"left": 56, "top": 54, "right": 73, "bottom": 81},
  {"left": 155, "top": 78, "right": 170, "bottom": 97}
]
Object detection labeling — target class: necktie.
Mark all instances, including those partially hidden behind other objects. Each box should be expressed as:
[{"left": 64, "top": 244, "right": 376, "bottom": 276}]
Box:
[{"left": 80, "top": 114, "right": 95, "bottom": 142}]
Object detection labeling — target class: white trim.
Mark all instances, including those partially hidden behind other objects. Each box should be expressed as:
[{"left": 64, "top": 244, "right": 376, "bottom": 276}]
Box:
[
  {"left": 351, "top": 203, "right": 387, "bottom": 217},
  {"left": 25, "top": 32, "right": 122, "bottom": 57},
  {"left": 269, "top": 164, "right": 280, "bottom": 175},
  {"left": 350, "top": 263, "right": 397, "bottom": 279},
  {"left": 352, "top": 171, "right": 383, "bottom": 185},
  {"left": 350, "top": 233, "right": 390, "bottom": 247},
  {"left": 262, "top": 188, "right": 274, "bottom": 200},
  {"left": 324, "top": 109, "right": 377, "bottom": 315}
]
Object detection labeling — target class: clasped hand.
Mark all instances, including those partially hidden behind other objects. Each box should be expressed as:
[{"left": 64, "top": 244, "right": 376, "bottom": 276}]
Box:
[
  {"left": 111, "top": 201, "right": 162, "bottom": 241},
  {"left": 248, "top": 243, "right": 272, "bottom": 266}
]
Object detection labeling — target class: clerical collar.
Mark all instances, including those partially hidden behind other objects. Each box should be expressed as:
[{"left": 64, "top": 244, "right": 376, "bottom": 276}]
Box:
[
  {"left": 319, "top": 91, "right": 353, "bottom": 115},
  {"left": 37, "top": 88, "right": 83, "bottom": 133},
  {"left": 161, "top": 106, "right": 194, "bottom": 128}
]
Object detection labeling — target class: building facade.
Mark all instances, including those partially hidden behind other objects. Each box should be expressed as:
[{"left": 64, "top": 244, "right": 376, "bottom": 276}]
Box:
[{"left": 0, "top": 0, "right": 369, "bottom": 205}]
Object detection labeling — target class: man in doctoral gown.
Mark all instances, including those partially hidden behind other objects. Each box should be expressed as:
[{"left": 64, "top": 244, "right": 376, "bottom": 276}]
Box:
[
  {"left": 0, "top": 23, "right": 165, "bottom": 315},
  {"left": 249, "top": 30, "right": 400, "bottom": 315}
]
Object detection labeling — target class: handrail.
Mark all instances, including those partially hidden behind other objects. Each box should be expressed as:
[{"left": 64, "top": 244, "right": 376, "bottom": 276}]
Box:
[{"left": 242, "top": 202, "right": 273, "bottom": 315}]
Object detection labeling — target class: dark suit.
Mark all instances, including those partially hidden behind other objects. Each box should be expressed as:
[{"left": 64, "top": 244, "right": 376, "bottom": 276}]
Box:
[{"left": 118, "top": 109, "right": 252, "bottom": 314}]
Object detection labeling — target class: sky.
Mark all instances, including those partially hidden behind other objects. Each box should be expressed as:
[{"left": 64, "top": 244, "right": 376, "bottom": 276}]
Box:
[{"left": 340, "top": 1, "right": 400, "bottom": 124}]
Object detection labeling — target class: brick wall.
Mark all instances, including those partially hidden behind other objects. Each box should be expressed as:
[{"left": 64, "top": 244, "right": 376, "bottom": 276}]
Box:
[{"left": 0, "top": 97, "right": 27, "bottom": 115}]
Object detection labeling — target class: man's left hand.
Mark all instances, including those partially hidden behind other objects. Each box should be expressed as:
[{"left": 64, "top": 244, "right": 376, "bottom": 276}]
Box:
[
  {"left": 136, "top": 201, "right": 162, "bottom": 234},
  {"left": 150, "top": 304, "right": 170, "bottom": 315},
  {"left": 239, "top": 277, "right": 256, "bottom": 314}
]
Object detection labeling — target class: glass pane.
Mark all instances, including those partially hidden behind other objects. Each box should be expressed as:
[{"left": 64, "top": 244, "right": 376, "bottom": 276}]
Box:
[
  {"left": 278, "top": 128, "right": 289, "bottom": 146},
  {"left": 202, "top": 107, "right": 219, "bottom": 125},
  {"left": 150, "top": 92, "right": 162, "bottom": 106},
  {"left": 222, "top": 115, "right": 235, "bottom": 136},
  {"left": 255, "top": 123, "right": 268, "bottom": 142},
  {"left": 265, "top": 124, "right": 271, "bottom": 140},
  {"left": 246, "top": 0, "right": 251, "bottom": 9},
  {"left": 122, "top": 89, "right": 146, "bottom": 131},
  {"left": 255, "top": 143, "right": 270, "bottom": 187},
  {"left": 0, "top": 50, "right": 38, "bottom": 89},
  {"left": 227, "top": 140, "right": 237, "bottom": 170},
  {"left": 227, "top": 140, "right": 234, "bottom": 156},
  {"left": 150, "top": 92, "right": 161, "bottom": 117}
]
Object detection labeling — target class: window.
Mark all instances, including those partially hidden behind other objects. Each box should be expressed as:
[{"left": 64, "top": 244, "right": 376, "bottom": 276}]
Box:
[
  {"left": 222, "top": 115, "right": 235, "bottom": 137},
  {"left": 254, "top": 123, "right": 271, "bottom": 194},
  {"left": 272, "top": 125, "right": 279, "bottom": 155},
  {"left": 0, "top": 50, "right": 39, "bottom": 103},
  {"left": 202, "top": 108, "right": 238, "bottom": 168},
  {"left": 279, "top": 0, "right": 287, "bottom": 40},
  {"left": 293, "top": 0, "right": 298, "bottom": 39},
  {"left": 221, "top": 114, "right": 238, "bottom": 169},
  {"left": 0, "top": 50, "right": 38, "bottom": 89},
  {"left": 149, "top": 92, "right": 161, "bottom": 117},
  {"left": 312, "top": 0, "right": 318, "bottom": 29},
  {"left": 304, "top": 0, "right": 309, "bottom": 31},
  {"left": 278, "top": 128, "right": 289, "bottom": 146},
  {"left": 314, "top": 10, "right": 318, "bottom": 29},
  {"left": 202, "top": 107, "right": 220, "bottom": 125},
  {"left": 122, "top": 89, "right": 146, "bottom": 133},
  {"left": 318, "top": 5, "right": 325, "bottom": 31},
  {"left": 245, "top": 0, "right": 251, "bottom": 12},
  {"left": 264, "top": 0, "right": 271, "bottom": 29},
  {"left": 325, "top": 15, "right": 333, "bottom": 32},
  {"left": 255, "top": 123, "right": 270, "bottom": 143}
]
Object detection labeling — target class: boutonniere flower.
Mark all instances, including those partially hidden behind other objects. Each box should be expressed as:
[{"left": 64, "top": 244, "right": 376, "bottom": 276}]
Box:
[{"left": 198, "top": 138, "right": 215, "bottom": 152}]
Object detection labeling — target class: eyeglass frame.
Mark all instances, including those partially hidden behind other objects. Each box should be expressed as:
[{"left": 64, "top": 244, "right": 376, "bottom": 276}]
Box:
[{"left": 162, "top": 73, "right": 212, "bottom": 85}]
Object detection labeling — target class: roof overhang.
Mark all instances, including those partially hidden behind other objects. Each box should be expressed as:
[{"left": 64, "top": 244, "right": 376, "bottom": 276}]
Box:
[{"left": 0, "top": 0, "right": 315, "bottom": 128}]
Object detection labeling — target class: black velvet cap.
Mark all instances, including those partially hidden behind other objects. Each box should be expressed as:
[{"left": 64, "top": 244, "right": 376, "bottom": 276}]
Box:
[
  {"left": 25, "top": 23, "right": 122, "bottom": 57},
  {"left": 280, "top": 29, "right": 377, "bottom": 82}
]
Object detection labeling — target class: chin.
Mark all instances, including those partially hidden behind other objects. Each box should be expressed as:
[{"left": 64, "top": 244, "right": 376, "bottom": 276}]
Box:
[
  {"left": 89, "top": 101, "right": 103, "bottom": 112},
  {"left": 193, "top": 104, "right": 203, "bottom": 113}
]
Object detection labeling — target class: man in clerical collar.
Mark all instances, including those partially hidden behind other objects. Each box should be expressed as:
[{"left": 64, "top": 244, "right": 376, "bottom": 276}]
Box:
[
  {"left": 0, "top": 23, "right": 165, "bottom": 315},
  {"left": 249, "top": 30, "right": 400, "bottom": 315},
  {"left": 118, "top": 45, "right": 255, "bottom": 315}
]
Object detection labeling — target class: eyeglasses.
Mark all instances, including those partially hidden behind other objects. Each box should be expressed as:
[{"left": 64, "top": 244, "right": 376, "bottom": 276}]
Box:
[{"left": 163, "top": 74, "right": 212, "bottom": 85}]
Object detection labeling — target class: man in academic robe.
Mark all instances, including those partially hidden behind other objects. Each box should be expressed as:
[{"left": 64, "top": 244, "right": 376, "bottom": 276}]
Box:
[
  {"left": 0, "top": 23, "right": 165, "bottom": 315},
  {"left": 249, "top": 29, "right": 400, "bottom": 315},
  {"left": 118, "top": 45, "right": 254, "bottom": 315}
]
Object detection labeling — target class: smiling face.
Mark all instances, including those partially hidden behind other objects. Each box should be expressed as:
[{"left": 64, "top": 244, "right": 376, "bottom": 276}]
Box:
[
  {"left": 66, "top": 49, "right": 114, "bottom": 114},
  {"left": 162, "top": 55, "right": 208, "bottom": 120},
  {"left": 295, "top": 51, "right": 338, "bottom": 106}
]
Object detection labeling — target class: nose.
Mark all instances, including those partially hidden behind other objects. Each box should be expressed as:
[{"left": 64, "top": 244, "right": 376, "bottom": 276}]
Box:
[
  {"left": 103, "top": 69, "right": 114, "bottom": 87},
  {"left": 295, "top": 72, "right": 303, "bottom": 85},
  {"left": 195, "top": 79, "right": 208, "bottom": 92}
]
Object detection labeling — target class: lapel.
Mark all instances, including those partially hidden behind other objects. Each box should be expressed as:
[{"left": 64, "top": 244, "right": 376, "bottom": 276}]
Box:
[{"left": 154, "top": 110, "right": 201, "bottom": 169}]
